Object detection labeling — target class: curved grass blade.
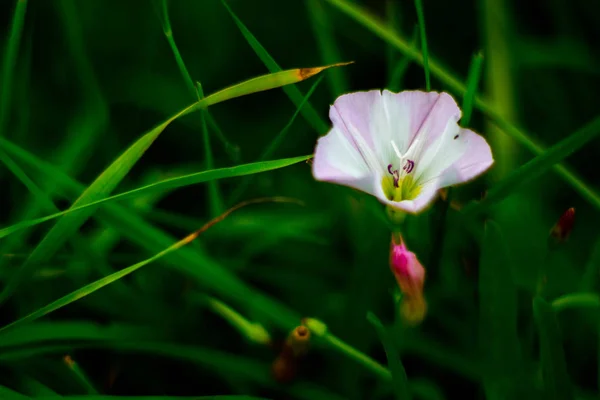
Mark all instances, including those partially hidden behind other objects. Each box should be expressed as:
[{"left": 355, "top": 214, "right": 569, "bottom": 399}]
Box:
[
  {"left": 220, "top": 0, "right": 335, "bottom": 135},
  {"left": 413, "top": 0, "right": 430, "bottom": 90},
  {"left": 228, "top": 75, "right": 323, "bottom": 203},
  {"left": 0, "top": 197, "right": 300, "bottom": 332},
  {"left": 479, "top": 221, "right": 532, "bottom": 398},
  {"left": 367, "top": 312, "right": 411, "bottom": 400},
  {"left": 463, "top": 114, "right": 600, "bottom": 217},
  {"left": 323, "top": 0, "right": 600, "bottom": 211},
  {"left": 0, "top": 155, "right": 311, "bottom": 240},
  {"left": 533, "top": 296, "right": 574, "bottom": 400},
  {"left": 0, "top": 63, "right": 343, "bottom": 304},
  {"left": 0, "top": 0, "right": 28, "bottom": 138},
  {"left": 552, "top": 293, "right": 600, "bottom": 312}
]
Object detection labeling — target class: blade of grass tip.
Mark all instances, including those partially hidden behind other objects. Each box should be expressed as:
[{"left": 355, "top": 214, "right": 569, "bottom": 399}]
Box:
[
  {"left": 228, "top": 75, "right": 323, "bottom": 204},
  {"left": 413, "top": 0, "right": 430, "bottom": 90},
  {"left": 388, "top": 25, "right": 418, "bottom": 92},
  {"left": 157, "top": 0, "right": 224, "bottom": 215},
  {"left": 63, "top": 355, "right": 98, "bottom": 394},
  {"left": 323, "top": 0, "right": 600, "bottom": 211},
  {"left": 306, "top": 0, "right": 348, "bottom": 96},
  {"left": 0, "top": 197, "right": 300, "bottom": 332},
  {"left": 196, "top": 81, "right": 224, "bottom": 216},
  {"left": 0, "top": 64, "right": 340, "bottom": 302},
  {"left": 367, "top": 312, "right": 412, "bottom": 400},
  {"left": 533, "top": 296, "right": 575, "bottom": 400},
  {"left": 479, "top": 221, "right": 532, "bottom": 398},
  {"left": 220, "top": 0, "right": 331, "bottom": 135},
  {"left": 0, "top": 0, "right": 28, "bottom": 138},
  {"left": 551, "top": 293, "right": 600, "bottom": 313},
  {"left": 462, "top": 113, "right": 600, "bottom": 218},
  {"left": 461, "top": 52, "right": 484, "bottom": 127},
  {"left": 0, "top": 155, "right": 312, "bottom": 239}
]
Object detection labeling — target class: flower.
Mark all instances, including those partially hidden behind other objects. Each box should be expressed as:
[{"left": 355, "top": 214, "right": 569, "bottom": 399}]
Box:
[
  {"left": 312, "top": 90, "right": 494, "bottom": 213},
  {"left": 390, "top": 234, "right": 425, "bottom": 299},
  {"left": 390, "top": 234, "right": 427, "bottom": 325}
]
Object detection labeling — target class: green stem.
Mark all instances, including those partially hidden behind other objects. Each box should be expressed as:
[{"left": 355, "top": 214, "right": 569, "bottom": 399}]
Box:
[
  {"left": 324, "top": 333, "right": 392, "bottom": 381},
  {"left": 414, "top": 0, "right": 430, "bottom": 90},
  {"left": 551, "top": 293, "right": 600, "bottom": 312}
]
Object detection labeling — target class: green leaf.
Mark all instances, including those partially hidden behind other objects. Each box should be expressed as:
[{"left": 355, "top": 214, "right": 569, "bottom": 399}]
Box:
[
  {"left": 461, "top": 52, "right": 484, "bottom": 127},
  {"left": 463, "top": 114, "right": 600, "bottom": 217},
  {"left": 479, "top": 221, "right": 531, "bottom": 399},
  {"left": 551, "top": 293, "right": 600, "bottom": 313},
  {"left": 533, "top": 296, "right": 574, "bottom": 400},
  {"left": 220, "top": 0, "right": 332, "bottom": 134},
  {"left": 0, "top": 155, "right": 311, "bottom": 240},
  {"left": 323, "top": 0, "right": 600, "bottom": 211},
  {"left": 0, "top": 385, "right": 29, "bottom": 400},
  {"left": 367, "top": 312, "right": 411, "bottom": 400}
]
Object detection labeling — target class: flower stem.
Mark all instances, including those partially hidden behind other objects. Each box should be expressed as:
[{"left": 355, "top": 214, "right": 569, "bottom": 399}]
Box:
[{"left": 324, "top": 333, "right": 392, "bottom": 381}]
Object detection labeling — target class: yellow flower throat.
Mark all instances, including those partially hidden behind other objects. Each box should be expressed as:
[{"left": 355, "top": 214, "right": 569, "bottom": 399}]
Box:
[{"left": 381, "top": 174, "right": 421, "bottom": 202}]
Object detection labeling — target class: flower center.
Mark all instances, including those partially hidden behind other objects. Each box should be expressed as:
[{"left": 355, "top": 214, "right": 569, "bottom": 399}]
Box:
[{"left": 382, "top": 140, "right": 421, "bottom": 202}]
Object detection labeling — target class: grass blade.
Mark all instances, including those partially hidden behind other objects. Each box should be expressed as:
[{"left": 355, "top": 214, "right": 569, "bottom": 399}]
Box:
[
  {"left": 0, "top": 385, "right": 28, "bottom": 400},
  {"left": 158, "top": 0, "right": 224, "bottom": 216},
  {"left": 220, "top": 0, "right": 332, "bottom": 134},
  {"left": 0, "top": 197, "right": 299, "bottom": 332},
  {"left": 323, "top": 0, "right": 600, "bottom": 211},
  {"left": 479, "top": 221, "right": 531, "bottom": 399},
  {"left": 463, "top": 114, "right": 600, "bottom": 217},
  {"left": 367, "top": 312, "right": 412, "bottom": 400},
  {"left": 551, "top": 293, "right": 600, "bottom": 312},
  {"left": 388, "top": 25, "right": 418, "bottom": 92},
  {"left": 0, "top": 0, "right": 28, "bottom": 138},
  {"left": 228, "top": 75, "right": 323, "bottom": 203},
  {"left": 533, "top": 296, "right": 575, "bottom": 400},
  {"left": 306, "top": 0, "right": 348, "bottom": 96},
  {"left": 461, "top": 52, "right": 484, "bottom": 127},
  {"left": 63, "top": 355, "right": 98, "bottom": 394},
  {"left": 413, "top": 0, "right": 430, "bottom": 90},
  {"left": 0, "top": 63, "right": 343, "bottom": 303},
  {"left": 0, "top": 155, "right": 311, "bottom": 239}
]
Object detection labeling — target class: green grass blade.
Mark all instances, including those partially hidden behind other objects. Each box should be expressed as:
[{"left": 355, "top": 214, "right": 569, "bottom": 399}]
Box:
[
  {"left": 533, "top": 296, "right": 575, "bottom": 400},
  {"left": 63, "top": 355, "right": 98, "bottom": 394},
  {"left": 158, "top": 0, "right": 224, "bottom": 216},
  {"left": 367, "top": 312, "right": 412, "bottom": 400},
  {"left": 551, "top": 293, "right": 600, "bottom": 312},
  {"left": 228, "top": 75, "right": 323, "bottom": 203},
  {"left": 461, "top": 52, "right": 484, "bottom": 127},
  {"left": 0, "top": 198, "right": 298, "bottom": 332},
  {"left": 479, "top": 221, "right": 531, "bottom": 399},
  {"left": 0, "top": 64, "right": 341, "bottom": 303},
  {"left": 0, "top": 0, "right": 28, "bottom": 138},
  {"left": 463, "top": 114, "right": 600, "bottom": 217},
  {"left": 413, "top": 0, "right": 430, "bottom": 90},
  {"left": 220, "top": 0, "right": 331, "bottom": 134},
  {"left": 0, "top": 155, "right": 311, "bottom": 239},
  {"left": 306, "top": 0, "right": 348, "bottom": 96},
  {"left": 323, "top": 0, "right": 600, "bottom": 210}
]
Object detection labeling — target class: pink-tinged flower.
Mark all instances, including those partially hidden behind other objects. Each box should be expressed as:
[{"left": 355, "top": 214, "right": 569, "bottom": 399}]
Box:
[
  {"left": 390, "top": 234, "right": 425, "bottom": 298},
  {"left": 312, "top": 90, "right": 494, "bottom": 213}
]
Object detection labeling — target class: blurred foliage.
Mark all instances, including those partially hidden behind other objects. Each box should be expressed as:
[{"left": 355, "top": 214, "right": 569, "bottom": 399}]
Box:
[{"left": 1, "top": 0, "right": 600, "bottom": 399}]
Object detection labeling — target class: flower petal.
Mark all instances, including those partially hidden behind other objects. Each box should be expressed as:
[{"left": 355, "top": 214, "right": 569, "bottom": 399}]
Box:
[
  {"left": 312, "top": 126, "right": 378, "bottom": 196},
  {"left": 437, "top": 128, "right": 494, "bottom": 187}
]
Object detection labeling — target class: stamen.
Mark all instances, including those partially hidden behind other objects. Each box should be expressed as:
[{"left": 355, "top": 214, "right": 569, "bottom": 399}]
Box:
[
  {"left": 388, "top": 164, "right": 400, "bottom": 187},
  {"left": 403, "top": 160, "right": 415, "bottom": 174}
]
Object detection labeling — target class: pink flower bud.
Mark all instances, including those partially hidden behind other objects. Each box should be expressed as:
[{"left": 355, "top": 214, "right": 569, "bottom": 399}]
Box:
[{"left": 389, "top": 234, "right": 425, "bottom": 299}]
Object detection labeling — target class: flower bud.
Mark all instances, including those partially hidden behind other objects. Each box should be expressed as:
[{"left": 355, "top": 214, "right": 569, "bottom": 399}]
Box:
[
  {"left": 400, "top": 294, "right": 427, "bottom": 326},
  {"left": 390, "top": 234, "right": 425, "bottom": 299},
  {"left": 549, "top": 207, "right": 575, "bottom": 245}
]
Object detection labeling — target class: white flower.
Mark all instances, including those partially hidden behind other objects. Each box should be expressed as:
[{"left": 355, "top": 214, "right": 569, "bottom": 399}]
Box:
[{"left": 312, "top": 90, "right": 494, "bottom": 213}]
